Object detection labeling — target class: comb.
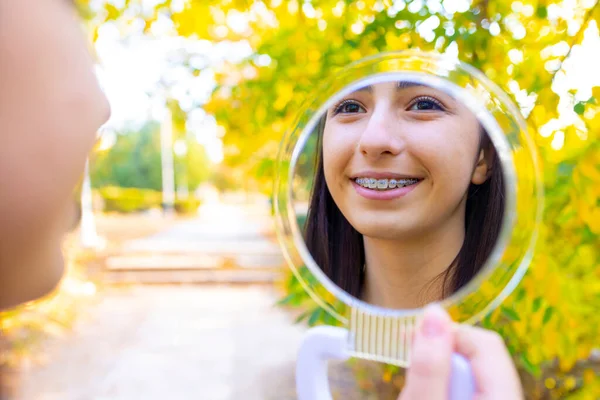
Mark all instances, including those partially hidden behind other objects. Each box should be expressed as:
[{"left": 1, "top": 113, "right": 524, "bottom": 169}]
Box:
[{"left": 348, "top": 307, "right": 421, "bottom": 367}]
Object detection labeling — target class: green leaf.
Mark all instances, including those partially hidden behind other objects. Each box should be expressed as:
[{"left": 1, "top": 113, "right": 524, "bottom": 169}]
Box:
[
  {"left": 574, "top": 102, "right": 585, "bottom": 115},
  {"left": 501, "top": 306, "right": 521, "bottom": 322},
  {"left": 482, "top": 312, "right": 493, "bottom": 328},
  {"left": 536, "top": 6, "right": 548, "bottom": 18},
  {"left": 308, "top": 308, "right": 323, "bottom": 326},
  {"left": 543, "top": 307, "right": 555, "bottom": 324},
  {"left": 520, "top": 353, "right": 541, "bottom": 376},
  {"left": 582, "top": 226, "right": 596, "bottom": 241},
  {"left": 556, "top": 208, "right": 577, "bottom": 225},
  {"left": 514, "top": 288, "right": 526, "bottom": 302},
  {"left": 532, "top": 297, "right": 543, "bottom": 313},
  {"left": 294, "top": 310, "right": 312, "bottom": 324},
  {"left": 276, "top": 293, "right": 298, "bottom": 306},
  {"left": 505, "top": 339, "right": 517, "bottom": 355},
  {"left": 324, "top": 313, "right": 337, "bottom": 325}
]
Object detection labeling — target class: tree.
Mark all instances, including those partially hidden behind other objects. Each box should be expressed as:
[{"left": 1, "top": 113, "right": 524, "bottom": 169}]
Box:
[{"left": 91, "top": 120, "right": 212, "bottom": 192}]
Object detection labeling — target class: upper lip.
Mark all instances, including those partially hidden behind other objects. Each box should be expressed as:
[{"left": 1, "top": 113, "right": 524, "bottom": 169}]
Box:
[{"left": 350, "top": 171, "right": 424, "bottom": 179}]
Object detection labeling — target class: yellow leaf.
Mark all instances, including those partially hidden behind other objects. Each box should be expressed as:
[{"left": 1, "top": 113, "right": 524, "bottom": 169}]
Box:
[
  {"left": 592, "top": 86, "right": 600, "bottom": 101},
  {"left": 105, "top": 4, "right": 120, "bottom": 20},
  {"left": 583, "top": 208, "right": 600, "bottom": 235},
  {"left": 583, "top": 368, "right": 596, "bottom": 384},
  {"left": 383, "top": 370, "right": 393, "bottom": 383},
  {"left": 545, "top": 377, "right": 557, "bottom": 389},
  {"left": 579, "top": 160, "right": 600, "bottom": 181}
]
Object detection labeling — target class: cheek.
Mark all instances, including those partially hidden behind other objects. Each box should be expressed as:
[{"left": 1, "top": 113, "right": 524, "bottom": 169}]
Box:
[
  {"left": 409, "top": 121, "right": 479, "bottom": 182},
  {"left": 322, "top": 124, "right": 357, "bottom": 186}
]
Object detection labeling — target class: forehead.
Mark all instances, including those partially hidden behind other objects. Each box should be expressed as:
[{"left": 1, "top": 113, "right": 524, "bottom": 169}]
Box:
[
  {"left": 356, "top": 81, "right": 424, "bottom": 92},
  {"left": 352, "top": 80, "right": 450, "bottom": 95}
]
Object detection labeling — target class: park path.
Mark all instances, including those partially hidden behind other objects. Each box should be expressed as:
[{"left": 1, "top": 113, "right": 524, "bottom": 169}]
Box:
[
  {"left": 13, "top": 200, "right": 303, "bottom": 400},
  {"left": 12, "top": 285, "right": 391, "bottom": 400},
  {"left": 102, "top": 200, "right": 286, "bottom": 284},
  {"left": 14, "top": 285, "right": 304, "bottom": 400}
]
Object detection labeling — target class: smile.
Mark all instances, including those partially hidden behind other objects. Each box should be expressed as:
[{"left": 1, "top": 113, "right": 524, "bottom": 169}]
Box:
[{"left": 354, "top": 177, "right": 421, "bottom": 191}]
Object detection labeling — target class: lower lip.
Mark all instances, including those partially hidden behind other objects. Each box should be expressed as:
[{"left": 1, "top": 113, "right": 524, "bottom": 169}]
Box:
[{"left": 351, "top": 180, "right": 421, "bottom": 200}]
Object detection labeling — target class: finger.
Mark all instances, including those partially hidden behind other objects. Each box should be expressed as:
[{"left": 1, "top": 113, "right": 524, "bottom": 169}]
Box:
[
  {"left": 454, "top": 325, "right": 524, "bottom": 400},
  {"left": 399, "top": 304, "right": 454, "bottom": 400}
]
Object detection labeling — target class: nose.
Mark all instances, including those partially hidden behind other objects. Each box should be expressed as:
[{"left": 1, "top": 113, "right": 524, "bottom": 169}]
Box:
[{"left": 357, "top": 106, "right": 405, "bottom": 159}]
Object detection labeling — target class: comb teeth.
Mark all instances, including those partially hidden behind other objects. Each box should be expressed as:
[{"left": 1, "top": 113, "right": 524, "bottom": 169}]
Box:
[{"left": 348, "top": 307, "right": 419, "bottom": 367}]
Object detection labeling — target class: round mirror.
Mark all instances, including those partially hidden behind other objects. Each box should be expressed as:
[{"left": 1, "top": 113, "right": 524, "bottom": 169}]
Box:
[{"left": 274, "top": 51, "right": 543, "bottom": 366}]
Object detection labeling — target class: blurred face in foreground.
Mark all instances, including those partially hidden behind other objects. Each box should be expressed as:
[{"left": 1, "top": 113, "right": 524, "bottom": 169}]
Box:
[{"left": 0, "top": 0, "right": 111, "bottom": 309}]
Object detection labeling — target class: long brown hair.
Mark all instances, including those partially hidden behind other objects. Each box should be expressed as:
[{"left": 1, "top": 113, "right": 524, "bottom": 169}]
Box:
[{"left": 304, "top": 116, "right": 505, "bottom": 298}]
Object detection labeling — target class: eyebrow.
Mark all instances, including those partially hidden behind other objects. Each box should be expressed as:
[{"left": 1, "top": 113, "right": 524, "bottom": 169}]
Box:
[{"left": 355, "top": 81, "right": 425, "bottom": 93}]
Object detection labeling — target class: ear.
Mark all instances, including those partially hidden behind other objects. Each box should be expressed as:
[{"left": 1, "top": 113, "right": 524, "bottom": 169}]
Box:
[{"left": 471, "top": 145, "right": 495, "bottom": 185}]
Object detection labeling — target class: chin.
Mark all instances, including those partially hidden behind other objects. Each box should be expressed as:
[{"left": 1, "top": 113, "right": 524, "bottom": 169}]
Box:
[
  {"left": 350, "top": 219, "right": 405, "bottom": 240},
  {"left": 29, "top": 249, "right": 66, "bottom": 306},
  {"left": 0, "top": 244, "right": 66, "bottom": 310},
  {"left": 47, "top": 248, "right": 67, "bottom": 289},
  {"left": 350, "top": 212, "right": 433, "bottom": 240},
  {"left": 31, "top": 247, "right": 66, "bottom": 302}
]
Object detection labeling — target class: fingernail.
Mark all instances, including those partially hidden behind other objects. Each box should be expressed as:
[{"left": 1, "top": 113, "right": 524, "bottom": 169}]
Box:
[{"left": 421, "top": 303, "right": 450, "bottom": 338}]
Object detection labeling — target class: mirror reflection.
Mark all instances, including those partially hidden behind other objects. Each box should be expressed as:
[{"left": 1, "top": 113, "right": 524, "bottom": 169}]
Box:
[{"left": 293, "top": 79, "right": 506, "bottom": 310}]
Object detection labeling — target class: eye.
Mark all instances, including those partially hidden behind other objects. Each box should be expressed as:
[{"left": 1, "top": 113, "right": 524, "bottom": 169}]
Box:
[
  {"left": 408, "top": 96, "right": 445, "bottom": 111},
  {"left": 332, "top": 100, "right": 366, "bottom": 115}
]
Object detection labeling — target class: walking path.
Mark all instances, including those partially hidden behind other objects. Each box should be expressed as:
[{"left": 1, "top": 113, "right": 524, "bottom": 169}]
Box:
[
  {"left": 14, "top": 285, "right": 304, "bottom": 400},
  {"left": 103, "top": 202, "right": 285, "bottom": 284}
]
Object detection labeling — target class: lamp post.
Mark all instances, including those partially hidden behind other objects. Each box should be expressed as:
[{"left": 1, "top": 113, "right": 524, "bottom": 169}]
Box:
[
  {"left": 79, "top": 159, "right": 105, "bottom": 249},
  {"left": 160, "top": 108, "right": 176, "bottom": 215},
  {"left": 173, "top": 138, "right": 189, "bottom": 200}
]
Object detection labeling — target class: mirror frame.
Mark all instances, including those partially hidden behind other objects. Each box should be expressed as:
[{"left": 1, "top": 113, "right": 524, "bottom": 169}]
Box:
[{"left": 274, "top": 51, "right": 543, "bottom": 324}]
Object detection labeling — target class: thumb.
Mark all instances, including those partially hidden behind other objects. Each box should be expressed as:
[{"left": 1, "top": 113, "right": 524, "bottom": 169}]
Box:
[{"left": 399, "top": 304, "right": 454, "bottom": 400}]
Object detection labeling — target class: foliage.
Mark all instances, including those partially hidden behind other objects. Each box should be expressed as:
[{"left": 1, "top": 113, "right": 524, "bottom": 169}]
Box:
[
  {"left": 480, "top": 140, "right": 600, "bottom": 398},
  {"left": 92, "top": 122, "right": 163, "bottom": 191},
  {"left": 96, "top": 186, "right": 201, "bottom": 214},
  {"left": 96, "top": 186, "right": 163, "bottom": 213},
  {"left": 173, "top": 197, "right": 202, "bottom": 215},
  {"left": 167, "top": 0, "right": 600, "bottom": 189},
  {"left": 91, "top": 121, "right": 212, "bottom": 193}
]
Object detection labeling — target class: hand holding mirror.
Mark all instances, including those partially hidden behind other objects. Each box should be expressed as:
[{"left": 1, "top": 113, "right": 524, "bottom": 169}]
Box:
[{"left": 274, "top": 51, "right": 543, "bottom": 400}]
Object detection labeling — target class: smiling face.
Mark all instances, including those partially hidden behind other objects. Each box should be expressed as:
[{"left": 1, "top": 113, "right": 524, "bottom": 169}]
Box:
[{"left": 322, "top": 80, "right": 491, "bottom": 241}]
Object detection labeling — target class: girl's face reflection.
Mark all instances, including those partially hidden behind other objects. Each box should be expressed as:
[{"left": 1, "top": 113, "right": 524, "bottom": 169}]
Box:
[{"left": 322, "top": 81, "right": 491, "bottom": 241}]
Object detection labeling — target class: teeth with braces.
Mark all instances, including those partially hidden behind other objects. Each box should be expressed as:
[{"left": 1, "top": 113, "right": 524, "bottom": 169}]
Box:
[{"left": 355, "top": 177, "right": 420, "bottom": 190}]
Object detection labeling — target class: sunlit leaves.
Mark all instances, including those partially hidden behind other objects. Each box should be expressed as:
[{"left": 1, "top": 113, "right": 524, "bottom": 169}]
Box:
[{"left": 174, "top": 0, "right": 600, "bottom": 385}]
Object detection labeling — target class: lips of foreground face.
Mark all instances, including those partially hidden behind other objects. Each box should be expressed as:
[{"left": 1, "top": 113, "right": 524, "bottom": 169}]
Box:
[{"left": 322, "top": 81, "right": 482, "bottom": 241}]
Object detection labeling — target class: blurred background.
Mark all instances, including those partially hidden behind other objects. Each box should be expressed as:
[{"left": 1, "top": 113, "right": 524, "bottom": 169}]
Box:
[{"left": 1, "top": 0, "right": 600, "bottom": 399}]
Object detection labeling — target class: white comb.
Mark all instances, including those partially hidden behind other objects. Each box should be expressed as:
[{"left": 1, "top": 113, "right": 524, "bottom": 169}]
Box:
[{"left": 348, "top": 307, "right": 420, "bottom": 367}]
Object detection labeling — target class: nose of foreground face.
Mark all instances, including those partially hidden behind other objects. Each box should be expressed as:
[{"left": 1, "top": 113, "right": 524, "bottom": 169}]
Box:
[{"left": 358, "top": 111, "right": 405, "bottom": 159}]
